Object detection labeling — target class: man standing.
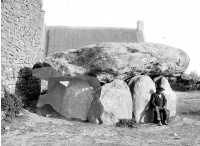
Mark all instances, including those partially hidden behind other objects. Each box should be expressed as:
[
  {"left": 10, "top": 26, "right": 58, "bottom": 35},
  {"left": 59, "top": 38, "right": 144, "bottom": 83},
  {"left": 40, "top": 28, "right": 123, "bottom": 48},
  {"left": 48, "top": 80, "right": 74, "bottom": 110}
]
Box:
[{"left": 151, "top": 87, "right": 168, "bottom": 126}]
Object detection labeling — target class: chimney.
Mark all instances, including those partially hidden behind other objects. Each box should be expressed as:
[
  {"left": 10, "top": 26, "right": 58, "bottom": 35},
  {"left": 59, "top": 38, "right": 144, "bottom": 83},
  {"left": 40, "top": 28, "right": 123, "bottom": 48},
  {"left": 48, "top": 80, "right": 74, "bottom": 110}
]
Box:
[{"left": 137, "top": 20, "right": 144, "bottom": 31}]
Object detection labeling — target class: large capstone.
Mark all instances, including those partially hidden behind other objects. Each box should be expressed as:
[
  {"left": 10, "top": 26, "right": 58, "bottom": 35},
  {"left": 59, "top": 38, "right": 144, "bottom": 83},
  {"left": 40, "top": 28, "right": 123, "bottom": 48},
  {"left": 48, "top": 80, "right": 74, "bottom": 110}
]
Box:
[
  {"left": 128, "top": 75, "right": 156, "bottom": 123},
  {"left": 44, "top": 42, "right": 190, "bottom": 83}
]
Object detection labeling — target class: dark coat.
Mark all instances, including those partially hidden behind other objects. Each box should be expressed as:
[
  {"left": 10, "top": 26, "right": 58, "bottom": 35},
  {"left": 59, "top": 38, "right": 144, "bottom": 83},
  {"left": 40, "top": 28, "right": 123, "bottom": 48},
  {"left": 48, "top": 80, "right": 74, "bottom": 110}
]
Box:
[{"left": 151, "top": 92, "right": 167, "bottom": 108}]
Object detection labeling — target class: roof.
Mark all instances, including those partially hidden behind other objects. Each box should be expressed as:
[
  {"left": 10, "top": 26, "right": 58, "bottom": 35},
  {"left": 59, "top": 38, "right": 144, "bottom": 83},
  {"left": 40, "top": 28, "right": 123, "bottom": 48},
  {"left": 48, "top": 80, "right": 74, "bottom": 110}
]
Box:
[{"left": 45, "top": 26, "right": 145, "bottom": 56}]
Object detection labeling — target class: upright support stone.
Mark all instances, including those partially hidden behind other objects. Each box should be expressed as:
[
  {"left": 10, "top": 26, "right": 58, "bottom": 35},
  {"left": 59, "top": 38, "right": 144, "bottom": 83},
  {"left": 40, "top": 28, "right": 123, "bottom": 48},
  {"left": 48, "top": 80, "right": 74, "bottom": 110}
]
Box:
[
  {"left": 99, "top": 79, "right": 133, "bottom": 125},
  {"left": 129, "top": 75, "right": 156, "bottom": 123}
]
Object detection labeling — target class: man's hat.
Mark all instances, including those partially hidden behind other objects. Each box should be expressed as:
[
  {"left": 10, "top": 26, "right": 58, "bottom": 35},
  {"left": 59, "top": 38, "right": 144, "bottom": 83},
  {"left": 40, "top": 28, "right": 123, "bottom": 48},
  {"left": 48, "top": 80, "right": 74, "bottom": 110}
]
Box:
[{"left": 157, "top": 87, "right": 165, "bottom": 91}]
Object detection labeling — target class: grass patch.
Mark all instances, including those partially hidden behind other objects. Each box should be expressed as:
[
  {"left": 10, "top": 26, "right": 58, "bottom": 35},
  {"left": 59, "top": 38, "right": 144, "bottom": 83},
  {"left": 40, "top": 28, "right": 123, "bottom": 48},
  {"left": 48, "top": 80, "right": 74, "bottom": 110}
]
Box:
[
  {"left": 115, "top": 119, "right": 137, "bottom": 128},
  {"left": 176, "top": 91, "right": 200, "bottom": 120}
]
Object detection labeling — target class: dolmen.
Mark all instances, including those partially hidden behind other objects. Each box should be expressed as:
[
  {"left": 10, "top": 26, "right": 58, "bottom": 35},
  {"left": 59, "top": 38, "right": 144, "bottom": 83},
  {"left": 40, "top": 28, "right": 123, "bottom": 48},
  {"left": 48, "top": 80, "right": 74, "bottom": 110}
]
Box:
[
  {"left": 32, "top": 65, "right": 176, "bottom": 125},
  {"left": 32, "top": 66, "right": 133, "bottom": 125}
]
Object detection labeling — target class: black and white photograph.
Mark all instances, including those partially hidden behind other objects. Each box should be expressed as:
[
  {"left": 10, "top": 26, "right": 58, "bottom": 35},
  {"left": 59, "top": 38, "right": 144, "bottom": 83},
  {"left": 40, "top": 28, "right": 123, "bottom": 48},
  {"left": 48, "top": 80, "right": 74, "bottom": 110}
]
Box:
[{"left": 1, "top": 0, "right": 200, "bottom": 145}]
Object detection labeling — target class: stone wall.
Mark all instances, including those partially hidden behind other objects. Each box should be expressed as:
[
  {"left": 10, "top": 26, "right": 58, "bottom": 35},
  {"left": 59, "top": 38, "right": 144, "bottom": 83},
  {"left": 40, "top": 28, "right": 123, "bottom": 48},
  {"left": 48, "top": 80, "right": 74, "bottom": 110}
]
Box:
[{"left": 1, "top": 0, "right": 45, "bottom": 93}]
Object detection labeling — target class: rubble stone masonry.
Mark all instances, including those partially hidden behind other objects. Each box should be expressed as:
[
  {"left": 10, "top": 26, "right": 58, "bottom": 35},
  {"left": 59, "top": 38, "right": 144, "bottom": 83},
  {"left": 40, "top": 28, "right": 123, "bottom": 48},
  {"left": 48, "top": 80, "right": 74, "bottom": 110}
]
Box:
[{"left": 1, "top": 0, "right": 45, "bottom": 93}]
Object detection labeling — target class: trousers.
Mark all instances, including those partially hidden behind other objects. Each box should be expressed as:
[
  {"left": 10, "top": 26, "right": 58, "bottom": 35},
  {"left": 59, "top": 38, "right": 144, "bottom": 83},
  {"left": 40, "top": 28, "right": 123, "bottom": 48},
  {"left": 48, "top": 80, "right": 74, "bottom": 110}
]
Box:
[{"left": 154, "top": 107, "right": 168, "bottom": 122}]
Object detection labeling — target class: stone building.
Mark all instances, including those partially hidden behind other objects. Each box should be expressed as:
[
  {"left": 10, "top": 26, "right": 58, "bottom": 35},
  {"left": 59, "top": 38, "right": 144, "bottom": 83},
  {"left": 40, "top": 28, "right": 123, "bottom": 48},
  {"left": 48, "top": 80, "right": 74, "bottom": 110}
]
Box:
[
  {"left": 44, "top": 21, "right": 145, "bottom": 56},
  {"left": 1, "top": 0, "right": 45, "bottom": 93}
]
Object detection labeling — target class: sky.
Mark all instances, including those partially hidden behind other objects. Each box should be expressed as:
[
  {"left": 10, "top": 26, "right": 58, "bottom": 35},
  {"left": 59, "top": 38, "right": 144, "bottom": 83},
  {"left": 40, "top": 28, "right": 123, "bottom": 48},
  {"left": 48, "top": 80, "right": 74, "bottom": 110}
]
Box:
[{"left": 43, "top": 0, "right": 200, "bottom": 75}]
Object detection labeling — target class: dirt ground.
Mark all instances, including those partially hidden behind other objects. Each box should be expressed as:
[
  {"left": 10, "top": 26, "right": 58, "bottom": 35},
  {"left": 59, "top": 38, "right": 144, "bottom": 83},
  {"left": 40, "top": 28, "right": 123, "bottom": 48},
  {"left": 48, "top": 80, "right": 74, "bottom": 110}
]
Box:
[{"left": 1, "top": 91, "right": 200, "bottom": 146}]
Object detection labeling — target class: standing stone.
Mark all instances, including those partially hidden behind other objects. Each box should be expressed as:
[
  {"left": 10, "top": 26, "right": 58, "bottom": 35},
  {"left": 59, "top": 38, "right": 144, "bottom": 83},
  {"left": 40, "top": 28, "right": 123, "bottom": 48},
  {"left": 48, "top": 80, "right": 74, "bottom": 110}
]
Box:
[
  {"left": 154, "top": 76, "right": 177, "bottom": 117},
  {"left": 37, "top": 80, "right": 66, "bottom": 113},
  {"left": 61, "top": 79, "right": 94, "bottom": 120},
  {"left": 99, "top": 79, "right": 133, "bottom": 125},
  {"left": 128, "top": 75, "right": 156, "bottom": 123},
  {"left": 37, "top": 78, "right": 94, "bottom": 121}
]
